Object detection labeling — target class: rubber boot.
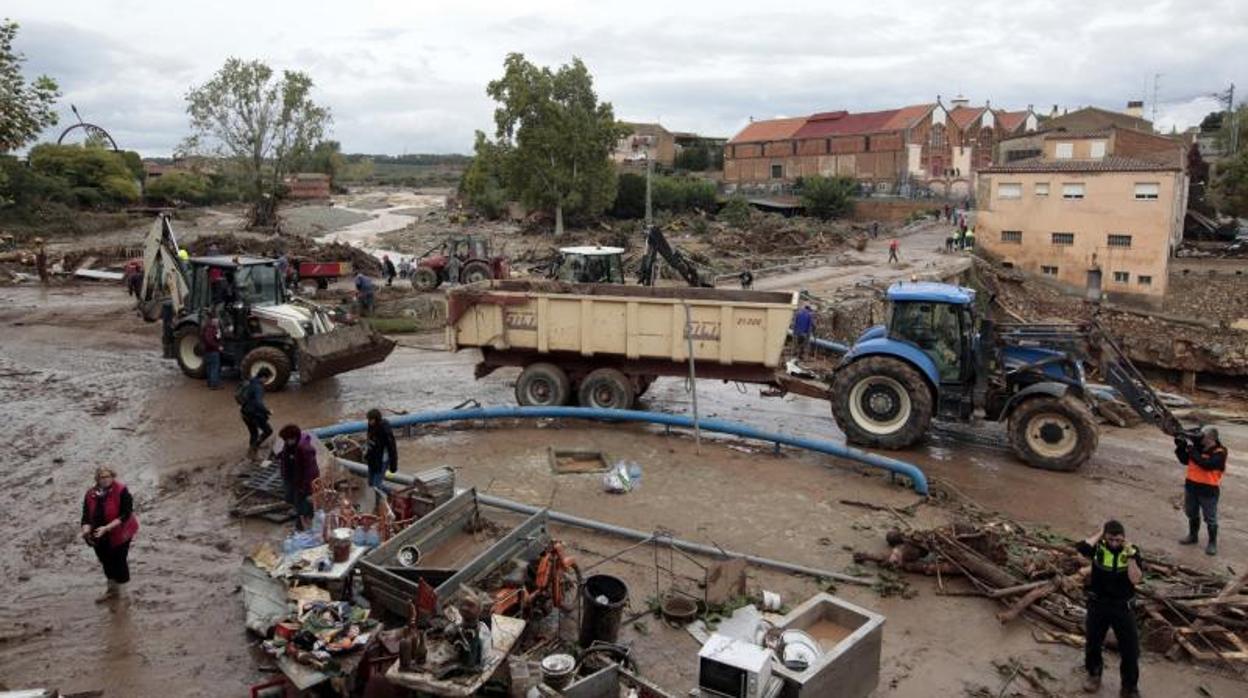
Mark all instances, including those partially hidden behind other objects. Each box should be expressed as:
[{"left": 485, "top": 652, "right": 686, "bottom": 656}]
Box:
[
  {"left": 1082, "top": 673, "right": 1101, "bottom": 693},
  {"left": 1206, "top": 525, "right": 1218, "bottom": 556},
  {"left": 1179, "top": 519, "right": 1199, "bottom": 545},
  {"left": 95, "top": 580, "right": 118, "bottom": 604}
]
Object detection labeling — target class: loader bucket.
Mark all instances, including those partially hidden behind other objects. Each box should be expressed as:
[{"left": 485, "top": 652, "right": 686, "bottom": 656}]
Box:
[{"left": 298, "top": 324, "right": 397, "bottom": 383}]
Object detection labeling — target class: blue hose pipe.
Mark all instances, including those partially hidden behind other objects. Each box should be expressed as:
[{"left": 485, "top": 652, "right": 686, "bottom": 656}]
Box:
[{"left": 312, "top": 405, "right": 928, "bottom": 495}]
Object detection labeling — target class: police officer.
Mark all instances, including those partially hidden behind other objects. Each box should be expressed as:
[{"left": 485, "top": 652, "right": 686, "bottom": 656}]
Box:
[
  {"left": 1176, "top": 426, "right": 1227, "bottom": 555},
  {"left": 1076, "top": 520, "right": 1143, "bottom": 696}
]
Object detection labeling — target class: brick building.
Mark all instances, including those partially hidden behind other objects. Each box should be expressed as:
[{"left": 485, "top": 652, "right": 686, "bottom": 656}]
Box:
[
  {"left": 612, "top": 122, "right": 677, "bottom": 167},
  {"left": 976, "top": 127, "right": 1187, "bottom": 303},
  {"left": 723, "top": 98, "right": 1036, "bottom": 197}
]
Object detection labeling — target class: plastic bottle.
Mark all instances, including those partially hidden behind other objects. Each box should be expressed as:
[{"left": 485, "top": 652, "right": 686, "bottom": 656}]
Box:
[{"left": 627, "top": 461, "right": 642, "bottom": 487}]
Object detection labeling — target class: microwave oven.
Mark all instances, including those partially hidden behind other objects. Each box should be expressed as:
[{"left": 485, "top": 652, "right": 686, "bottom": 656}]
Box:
[{"left": 697, "top": 633, "right": 779, "bottom": 698}]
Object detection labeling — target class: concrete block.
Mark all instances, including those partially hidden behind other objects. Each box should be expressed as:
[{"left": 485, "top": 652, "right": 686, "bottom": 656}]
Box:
[{"left": 772, "top": 592, "right": 885, "bottom": 698}]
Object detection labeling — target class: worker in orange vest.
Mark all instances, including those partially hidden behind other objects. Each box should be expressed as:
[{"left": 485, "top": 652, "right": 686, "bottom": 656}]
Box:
[{"left": 1176, "top": 426, "right": 1227, "bottom": 555}]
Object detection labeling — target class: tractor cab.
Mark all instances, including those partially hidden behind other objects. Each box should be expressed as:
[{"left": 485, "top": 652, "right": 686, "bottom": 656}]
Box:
[
  {"left": 411, "top": 233, "right": 509, "bottom": 290},
  {"left": 883, "top": 282, "right": 978, "bottom": 385},
  {"left": 551, "top": 246, "right": 626, "bottom": 284},
  {"left": 184, "top": 256, "right": 287, "bottom": 311}
]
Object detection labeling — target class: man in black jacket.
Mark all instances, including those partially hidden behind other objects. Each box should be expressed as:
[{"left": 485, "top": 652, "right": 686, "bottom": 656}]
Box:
[
  {"left": 1076, "top": 520, "right": 1143, "bottom": 697},
  {"left": 365, "top": 408, "right": 398, "bottom": 504},
  {"left": 239, "top": 368, "right": 274, "bottom": 458},
  {"left": 1176, "top": 426, "right": 1228, "bottom": 556}
]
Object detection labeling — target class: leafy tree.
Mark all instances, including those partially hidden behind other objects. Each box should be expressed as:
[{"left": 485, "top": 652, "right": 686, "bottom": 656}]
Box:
[
  {"left": 145, "top": 172, "right": 210, "bottom": 205},
  {"left": 483, "top": 53, "right": 624, "bottom": 234},
  {"left": 27, "top": 144, "right": 139, "bottom": 205},
  {"left": 674, "top": 145, "right": 709, "bottom": 171},
  {"left": 304, "top": 140, "right": 344, "bottom": 181},
  {"left": 1199, "top": 111, "right": 1224, "bottom": 132},
  {"left": 183, "top": 58, "right": 330, "bottom": 226},
  {"left": 799, "top": 175, "right": 857, "bottom": 220},
  {"left": 1211, "top": 150, "right": 1248, "bottom": 216},
  {"left": 651, "top": 175, "right": 716, "bottom": 213},
  {"left": 0, "top": 20, "right": 60, "bottom": 153},
  {"left": 460, "top": 130, "right": 510, "bottom": 219},
  {"left": 610, "top": 172, "right": 646, "bottom": 218},
  {"left": 719, "top": 195, "right": 752, "bottom": 228}
]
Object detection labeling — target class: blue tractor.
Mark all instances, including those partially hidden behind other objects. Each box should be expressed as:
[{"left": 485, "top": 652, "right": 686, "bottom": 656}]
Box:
[{"left": 827, "top": 281, "right": 1183, "bottom": 471}]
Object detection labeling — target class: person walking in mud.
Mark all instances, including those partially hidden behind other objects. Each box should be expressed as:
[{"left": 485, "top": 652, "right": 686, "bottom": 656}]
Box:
[
  {"left": 239, "top": 367, "right": 274, "bottom": 458},
  {"left": 81, "top": 466, "right": 139, "bottom": 604},
  {"left": 278, "top": 424, "right": 319, "bottom": 531},
  {"left": 1076, "top": 520, "right": 1143, "bottom": 696},
  {"left": 354, "top": 273, "right": 376, "bottom": 317},
  {"left": 35, "top": 238, "right": 49, "bottom": 285},
  {"left": 792, "top": 303, "right": 816, "bottom": 359},
  {"left": 1176, "top": 426, "right": 1227, "bottom": 555},
  {"left": 382, "top": 255, "right": 398, "bottom": 287},
  {"left": 888, "top": 238, "right": 900, "bottom": 264},
  {"left": 200, "top": 314, "right": 223, "bottom": 389},
  {"left": 364, "top": 408, "right": 399, "bottom": 505}
]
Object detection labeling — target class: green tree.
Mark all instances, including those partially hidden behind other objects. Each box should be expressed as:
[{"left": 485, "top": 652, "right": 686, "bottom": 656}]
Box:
[
  {"left": 0, "top": 20, "right": 60, "bottom": 153},
  {"left": 483, "top": 53, "right": 624, "bottom": 234},
  {"left": 304, "top": 139, "right": 344, "bottom": 181},
  {"left": 145, "top": 172, "right": 210, "bottom": 205},
  {"left": 27, "top": 144, "right": 139, "bottom": 205},
  {"left": 799, "top": 175, "right": 857, "bottom": 220},
  {"left": 1211, "top": 150, "right": 1248, "bottom": 216},
  {"left": 460, "top": 130, "right": 510, "bottom": 219},
  {"left": 183, "top": 58, "right": 330, "bottom": 226},
  {"left": 674, "top": 144, "right": 709, "bottom": 171},
  {"left": 610, "top": 172, "right": 646, "bottom": 218},
  {"left": 719, "top": 195, "right": 752, "bottom": 228}
]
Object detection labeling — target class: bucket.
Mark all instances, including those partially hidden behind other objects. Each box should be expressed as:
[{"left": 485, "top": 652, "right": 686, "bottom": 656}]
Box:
[
  {"left": 578, "top": 574, "right": 628, "bottom": 646},
  {"left": 540, "top": 653, "right": 576, "bottom": 690}
]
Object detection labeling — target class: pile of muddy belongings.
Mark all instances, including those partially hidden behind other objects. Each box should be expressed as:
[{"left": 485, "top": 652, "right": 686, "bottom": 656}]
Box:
[
  {"left": 855, "top": 519, "right": 1248, "bottom": 667},
  {"left": 261, "top": 600, "right": 379, "bottom": 671}
]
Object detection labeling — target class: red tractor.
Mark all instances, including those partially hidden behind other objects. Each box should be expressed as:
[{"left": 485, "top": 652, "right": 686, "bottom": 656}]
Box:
[{"left": 411, "top": 234, "right": 508, "bottom": 291}]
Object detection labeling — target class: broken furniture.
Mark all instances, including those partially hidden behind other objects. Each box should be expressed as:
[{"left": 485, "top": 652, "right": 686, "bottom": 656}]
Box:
[
  {"left": 360, "top": 488, "right": 552, "bottom": 619},
  {"left": 770, "top": 592, "right": 885, "bottom": 698}
]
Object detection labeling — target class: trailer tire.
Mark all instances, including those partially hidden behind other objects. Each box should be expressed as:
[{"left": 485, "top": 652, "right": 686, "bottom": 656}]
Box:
[
  {"left": 460, "top": 261, "right": 492, "bottom": 285},
  {"left": 412, "top": 267, "right": 440, "bottom": 291},
  {"left": 241, "top": 346, "right": 293, "bottom": 392},
  {"left": 830, "top": 357, "right": 932, "bottom": 449},
  {"left": 1007, "top": 395, "right": 1097, "bottom": 472},
  {"left": 578, "top": 368, "right": 636, "bottom": 410},
  {"left": 516, "top": 363, "right": 571, "bottom": 407},
  {"left": 174, "top": 325, "right": 206, "bottom": 379},
  {"left": 634, "top": 374, "right": 657, "bottom": 397}
]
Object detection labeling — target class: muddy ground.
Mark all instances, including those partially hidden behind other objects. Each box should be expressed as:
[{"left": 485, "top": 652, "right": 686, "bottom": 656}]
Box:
[{"left": 1, "top": 280, "right": 1245, "bottom": 697}]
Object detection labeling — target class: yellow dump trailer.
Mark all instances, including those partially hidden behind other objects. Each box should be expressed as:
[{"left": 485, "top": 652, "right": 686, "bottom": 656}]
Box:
[{"left": 447, "top": 280, "right": 805, "bottom": 408}]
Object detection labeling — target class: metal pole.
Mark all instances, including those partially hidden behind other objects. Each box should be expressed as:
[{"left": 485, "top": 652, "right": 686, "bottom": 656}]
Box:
[{"left": 683, "top": 303, "right": 701, "bottom": 454}]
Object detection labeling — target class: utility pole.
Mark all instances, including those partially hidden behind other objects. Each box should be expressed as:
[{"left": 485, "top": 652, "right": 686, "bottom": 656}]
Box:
[
  {"left": 644, "top": 155, "right": 653, "bottom": 228},
  {"left": 1151, "top": 73, "right": 1162, "bottom": 125}
]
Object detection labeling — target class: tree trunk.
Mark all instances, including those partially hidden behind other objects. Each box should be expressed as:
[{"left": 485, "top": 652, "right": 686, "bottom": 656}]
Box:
[{"left": 554, "top": 204, "right": 564, "bottom": 236}]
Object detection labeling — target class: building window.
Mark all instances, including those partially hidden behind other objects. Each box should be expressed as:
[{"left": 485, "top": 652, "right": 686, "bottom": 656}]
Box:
[
  {"left": 1055, "top": 142, "right": 1074, "bottom": 159},
  {"left": 1051, "top": 233, "right": 1075, "bottom": 246},
  {"left": 1001, "top": 230, "right": 1023, "bottom": 243},
  {"left": 1041, "top": 265, "right": 1059, "bottom": 276},
  {"left": 864, "top": 136, "right": 871, "bottom": 151},
  {"left": 1107, "top": 234, "right": 1132, "bottom": 248},
  {"left": 1113, "top": 271, "right": 1129, "bottom": 283},
  {"left": 771, "top": 164, "right": 783, "bottom": 179},
  {"left": 1062, "top": 183, "right": 1085, "bottom": 200},
  {"left": 1138, "top": 275, "right": 1152, "bottom": 286},
  {"left": 1090, "top": 140, "right": 1107, "bottom": 158},
  {"left": 998, "top": 183, "right": 1022, "bottom": 200},
  {"left": 1134, "top": 182, "right": 1160, "bottom": 200},
  {"left": 1035, "top": 182, "right": 1050, "bottom": 197}
]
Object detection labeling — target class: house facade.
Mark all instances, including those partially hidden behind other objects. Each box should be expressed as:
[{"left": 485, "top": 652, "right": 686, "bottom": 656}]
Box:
[
  {"left": 612, "top": 122, "right": 677, "bottom": 167},
  {"left": 976, "top": 141, "right": 1187, "bottom": 302},
  {"left": 722, "top": 98, "right": 1036, "bottom": 196}
]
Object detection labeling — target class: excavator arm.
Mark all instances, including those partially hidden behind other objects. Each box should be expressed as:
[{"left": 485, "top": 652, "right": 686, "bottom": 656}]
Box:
[
  {"left": 138, "top": 214, "right": 189, "bottom": 320},
  {"left": 638, "top": 226, "right": 713, "bottom": 287}
]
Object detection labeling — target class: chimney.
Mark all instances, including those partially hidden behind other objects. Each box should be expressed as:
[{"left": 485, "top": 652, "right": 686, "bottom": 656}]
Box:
[
  {"left": 950, "top": 94, "right": 970, "bottom": 109},
  {"left": 1125, "top": 100, "right": 1144, "bottom": 118},
  {"left": 1050, "top": 104, "right": 1059, "bottom": 117}
]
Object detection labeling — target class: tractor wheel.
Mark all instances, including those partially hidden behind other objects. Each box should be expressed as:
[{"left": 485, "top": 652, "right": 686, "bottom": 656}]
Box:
[
  {"left": 174, "top": 325, "right": 206, "bottom": 379},
  {"left": 240, "top": 346, "right": 292, "bottom": 391},
  {"left": 830, "top": 357, "right": 933, "bottom": 449},
  {"left": 411, "top": 267, "right": 440, "bottom": 291},
  {"left": 515, "top": 363, "right": 571, "bottom": 407},
  {"left": 1007, "top": 395, "right": 1098, "bottom": 472},
  {"left": 578, "top": 368, "right": 636, "bottom": 410},
  {"left": 460, "top": 261, "right": 492, "bottom": 285}
]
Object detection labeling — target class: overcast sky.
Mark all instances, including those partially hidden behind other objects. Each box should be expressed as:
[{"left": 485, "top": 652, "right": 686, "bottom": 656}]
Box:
[{"left": 7, "top": 0, "right": 1245, "bottom": 156}]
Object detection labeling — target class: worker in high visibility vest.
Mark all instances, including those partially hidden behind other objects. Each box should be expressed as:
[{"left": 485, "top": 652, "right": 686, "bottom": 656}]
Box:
[
  {"left": 1176, "top": 426, "right": 1227, "bottom": 555},
  {"left": 1076, "top": 520, "right": 1143, "bottom": 696}
]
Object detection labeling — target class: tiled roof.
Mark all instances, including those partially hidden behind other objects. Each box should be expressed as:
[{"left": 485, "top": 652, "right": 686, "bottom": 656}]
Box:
[
  {"left": 1043, "top": 127, "right": 1113, "bottom": 139},
  {"left": 948, "top": 106, "right": 987, "bottom": 129},
  {"left": 881, "top": 103, "right": 937, "bottom": 131},
  {"left": 996, "top": 110, "right": 1030, "bottom": 132},
  {"left": 980, "top": 156, "right": 1180, "bottom": 173},
  {"left": 793, "top": 109, "right": 899, "bottom": 138},
  {"left": 728, "top": 116, "right": 809, "bottom": 144}
]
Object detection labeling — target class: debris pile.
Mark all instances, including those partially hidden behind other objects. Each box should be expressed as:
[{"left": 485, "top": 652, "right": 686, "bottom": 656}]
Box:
[
  {"left": 855, "top": 519, "right": 1248, "bottom": 669},
  {"left": 188, "top": 233, "right": 382, "bottom": 275}
]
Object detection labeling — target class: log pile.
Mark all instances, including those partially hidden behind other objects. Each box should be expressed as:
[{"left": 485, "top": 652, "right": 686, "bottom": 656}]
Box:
[{"left": 854, "top": 520, "right": 1248, "bottom": 670}]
